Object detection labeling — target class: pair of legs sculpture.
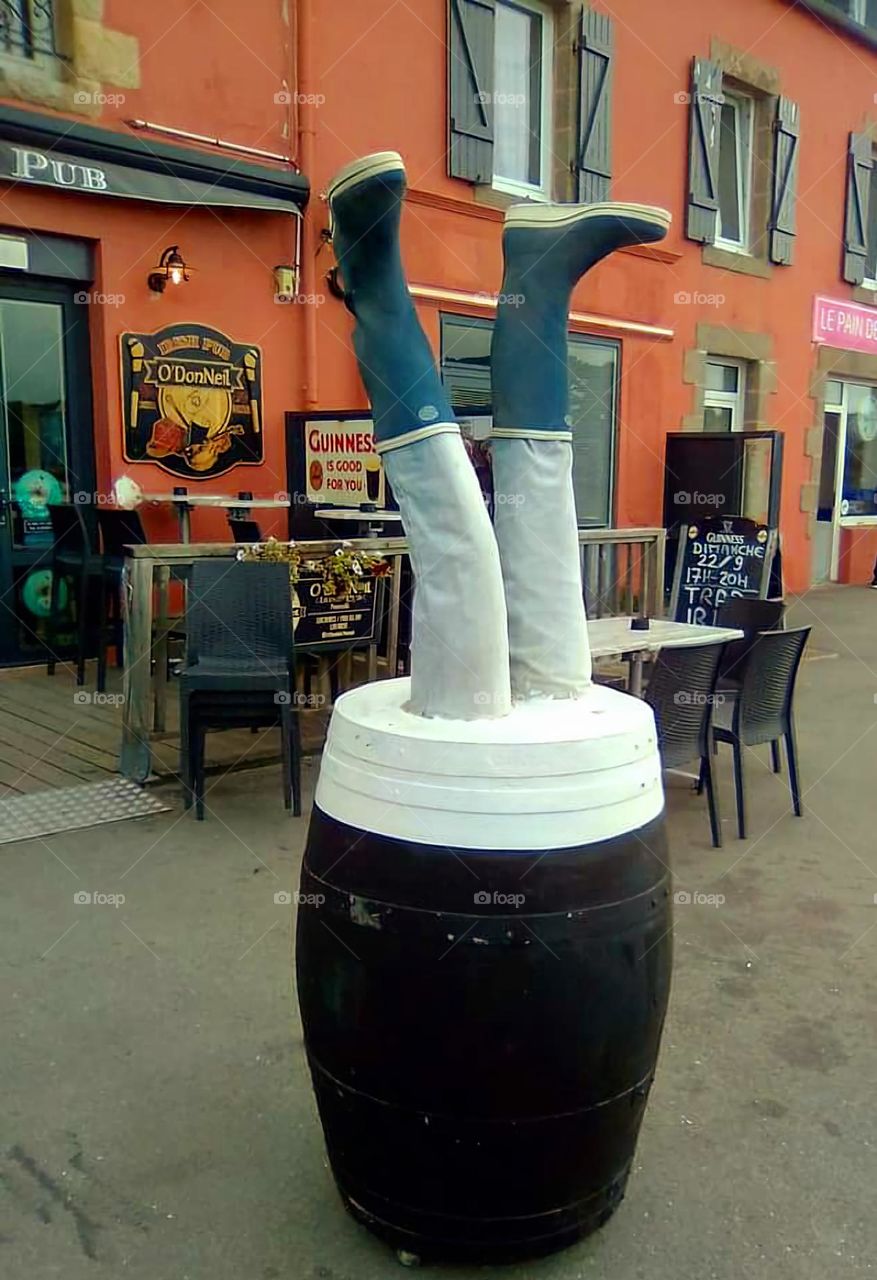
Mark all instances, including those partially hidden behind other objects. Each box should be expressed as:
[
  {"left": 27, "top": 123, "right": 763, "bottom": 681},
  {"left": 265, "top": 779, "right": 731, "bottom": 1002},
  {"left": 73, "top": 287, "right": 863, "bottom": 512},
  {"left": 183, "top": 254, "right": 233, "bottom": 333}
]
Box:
[{"left": 328, "top": 152, "right": 670, "bottom": 719}]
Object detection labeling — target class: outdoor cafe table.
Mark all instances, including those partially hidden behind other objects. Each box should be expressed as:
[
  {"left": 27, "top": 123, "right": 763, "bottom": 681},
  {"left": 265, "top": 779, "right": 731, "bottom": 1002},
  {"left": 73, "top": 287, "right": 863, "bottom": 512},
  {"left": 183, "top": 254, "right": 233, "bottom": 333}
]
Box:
[
  {"left": 139, "top": 494, "right": 291, "bottom": 542},
  {"left": 119, "top": 538, "right": 408, "bottom": 782},
  {"left": 587, "top": 616, "right": 745, "bottom": 697}
]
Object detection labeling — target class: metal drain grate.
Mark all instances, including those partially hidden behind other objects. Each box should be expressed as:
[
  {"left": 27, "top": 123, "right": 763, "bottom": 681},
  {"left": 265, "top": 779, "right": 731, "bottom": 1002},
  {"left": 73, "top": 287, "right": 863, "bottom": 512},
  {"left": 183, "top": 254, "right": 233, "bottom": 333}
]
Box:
[{"left": 0, "top": 778, "right": 171, "bottom": 846}]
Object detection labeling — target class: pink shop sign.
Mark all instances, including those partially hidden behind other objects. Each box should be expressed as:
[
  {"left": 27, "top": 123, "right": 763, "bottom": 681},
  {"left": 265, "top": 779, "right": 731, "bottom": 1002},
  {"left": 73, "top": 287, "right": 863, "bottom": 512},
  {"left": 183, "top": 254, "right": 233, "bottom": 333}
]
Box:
[{"left": 813, "top": 295, "right": 877, "bottom": 354}]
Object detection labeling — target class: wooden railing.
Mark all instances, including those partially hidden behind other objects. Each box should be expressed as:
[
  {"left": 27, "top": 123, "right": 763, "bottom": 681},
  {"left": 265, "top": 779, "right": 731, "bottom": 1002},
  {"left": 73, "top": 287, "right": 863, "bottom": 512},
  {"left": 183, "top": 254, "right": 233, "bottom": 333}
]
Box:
[
  {"left": 579, "top": 526, "right": 666, "bottom": 620},
  {"left": 313, "top": 526, "right": 667, "bottom": 679}
]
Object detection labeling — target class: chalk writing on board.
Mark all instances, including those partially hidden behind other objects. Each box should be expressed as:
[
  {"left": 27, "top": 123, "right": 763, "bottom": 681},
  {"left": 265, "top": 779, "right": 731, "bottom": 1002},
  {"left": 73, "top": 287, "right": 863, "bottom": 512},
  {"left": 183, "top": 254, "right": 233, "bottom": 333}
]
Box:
[{"left": 672, "top": 518, "right": 774, "bottom": 625}]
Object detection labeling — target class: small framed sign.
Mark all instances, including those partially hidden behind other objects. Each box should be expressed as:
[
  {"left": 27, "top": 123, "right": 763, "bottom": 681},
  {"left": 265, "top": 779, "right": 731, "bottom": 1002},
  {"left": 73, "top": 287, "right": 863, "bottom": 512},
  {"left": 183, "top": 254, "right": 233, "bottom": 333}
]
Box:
[
  {"left": 303, "top": 417, "right": 385, "bottom": 508},
  {"left": 293, "top": 573, "right": 383, "bottom": 651}
]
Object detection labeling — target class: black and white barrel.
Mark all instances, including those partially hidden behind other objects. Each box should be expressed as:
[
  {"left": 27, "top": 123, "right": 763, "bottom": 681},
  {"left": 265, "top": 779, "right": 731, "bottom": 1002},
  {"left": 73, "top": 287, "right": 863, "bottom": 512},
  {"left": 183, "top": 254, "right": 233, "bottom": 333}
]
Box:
[{"left": 295, "top": 679, "right": 671, "bottom": 1263}]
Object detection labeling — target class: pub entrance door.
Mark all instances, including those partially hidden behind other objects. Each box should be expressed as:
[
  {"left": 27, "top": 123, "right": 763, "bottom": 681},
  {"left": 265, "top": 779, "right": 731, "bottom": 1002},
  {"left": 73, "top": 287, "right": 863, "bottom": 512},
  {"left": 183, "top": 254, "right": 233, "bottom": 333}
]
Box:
[{"left": 0, "top": 280, "right": 94, "bottom": 664}]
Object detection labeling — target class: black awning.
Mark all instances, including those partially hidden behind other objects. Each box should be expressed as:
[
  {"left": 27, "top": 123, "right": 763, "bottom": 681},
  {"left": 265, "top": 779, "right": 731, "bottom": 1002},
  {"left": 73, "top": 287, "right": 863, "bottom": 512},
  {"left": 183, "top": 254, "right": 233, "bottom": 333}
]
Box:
[{"left": 0, "top": 105, "right": 308, "bottom": 214}]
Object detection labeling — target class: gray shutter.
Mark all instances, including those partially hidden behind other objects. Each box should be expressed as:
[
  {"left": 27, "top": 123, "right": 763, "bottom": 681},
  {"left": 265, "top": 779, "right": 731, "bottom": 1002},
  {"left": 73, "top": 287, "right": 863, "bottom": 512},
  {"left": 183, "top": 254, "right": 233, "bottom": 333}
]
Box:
[
  {"left": 574, "top": 8, "right": 614, "bottom": 202},
  {"left": 768, "top": 96, "right": 799, "bottom": 266},
  {"left": 843, "top": 131, "right": 873, "bottom": 285},
  {"left": 448, "top": 0, "right": 495, "bottom": 183},
  {"left": 686, "top": 58, "right": 723, "bottom": 244}
]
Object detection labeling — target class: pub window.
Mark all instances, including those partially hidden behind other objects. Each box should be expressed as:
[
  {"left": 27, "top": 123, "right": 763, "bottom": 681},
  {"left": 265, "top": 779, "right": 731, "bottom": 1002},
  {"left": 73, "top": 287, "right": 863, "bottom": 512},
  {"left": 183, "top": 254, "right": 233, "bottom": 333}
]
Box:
[
  {"left": 703, "top": 358, "right": 747, "bottom": 432},
  {"left": 492, "top": 0, "right": 553, "bottom": 199},
  {"left": 439, "top": 314, "right": 618, "bottom": 527},
  {"left": 716, "top": 92, "right": 754, "bottom": 252},
  {"left": 0, "top": 0, "right": 62, "bottom": 60}
]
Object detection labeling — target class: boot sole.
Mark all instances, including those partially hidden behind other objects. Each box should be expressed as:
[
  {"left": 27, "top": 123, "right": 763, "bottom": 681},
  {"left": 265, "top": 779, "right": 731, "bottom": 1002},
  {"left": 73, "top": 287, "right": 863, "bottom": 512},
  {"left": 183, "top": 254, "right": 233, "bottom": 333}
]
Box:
[
  {"left": 505, "top": 202, "right": 672, "bottom": 233},
  {"left": 327, "top": 151, "right": 406, "bottom": 203}
]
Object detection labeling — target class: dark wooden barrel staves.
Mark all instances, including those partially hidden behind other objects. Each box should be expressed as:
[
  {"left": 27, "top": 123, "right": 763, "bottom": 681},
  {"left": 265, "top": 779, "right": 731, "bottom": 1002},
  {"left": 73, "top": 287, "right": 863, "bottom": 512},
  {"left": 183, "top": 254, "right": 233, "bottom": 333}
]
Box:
[{"left": 296, "top": 805, "right": 672, "bottom": 1263}]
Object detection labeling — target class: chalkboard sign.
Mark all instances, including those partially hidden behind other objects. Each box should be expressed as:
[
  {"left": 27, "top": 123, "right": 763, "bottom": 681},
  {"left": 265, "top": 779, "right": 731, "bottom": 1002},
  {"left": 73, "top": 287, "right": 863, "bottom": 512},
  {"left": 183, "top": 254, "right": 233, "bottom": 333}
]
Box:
[
  {"left": 670, "top": 517, "right": 777, "bottom": 625},
  {"left": 293, "top": 572, "right": 382, "bottom": 651}
]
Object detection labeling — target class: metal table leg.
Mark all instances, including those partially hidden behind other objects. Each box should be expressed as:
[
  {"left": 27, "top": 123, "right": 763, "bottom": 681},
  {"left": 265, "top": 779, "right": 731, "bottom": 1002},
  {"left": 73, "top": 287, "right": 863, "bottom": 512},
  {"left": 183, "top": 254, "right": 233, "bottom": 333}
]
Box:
[
  {"left": 628, "top": 652, "right": 645, "bottom": 698},
  {"left": 120, "top": 557, "right": 156, "bottom": 782},
  {"left": 152, "top": 564, "right": 171, "bottom": 733}
]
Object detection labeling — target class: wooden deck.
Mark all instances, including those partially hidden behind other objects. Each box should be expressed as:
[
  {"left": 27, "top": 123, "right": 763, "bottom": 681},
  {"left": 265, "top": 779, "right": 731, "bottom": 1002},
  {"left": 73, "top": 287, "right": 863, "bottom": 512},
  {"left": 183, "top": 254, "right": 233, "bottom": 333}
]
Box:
[{"left": 0, "top": 660, "right": 331, "bottom": 798}]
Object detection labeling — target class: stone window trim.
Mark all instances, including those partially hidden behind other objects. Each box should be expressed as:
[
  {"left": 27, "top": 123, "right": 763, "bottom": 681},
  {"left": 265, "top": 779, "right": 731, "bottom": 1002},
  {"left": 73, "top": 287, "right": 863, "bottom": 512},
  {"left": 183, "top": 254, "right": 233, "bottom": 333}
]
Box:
[
  {"left": 680, "top": 323, "right": 777, "bottom": 435},
  {"left": 700, "top": 39, "right": 782, "bottom": 280},
  {"left": 0, "top": 1, "right": 140, "bottom": 119},
  {"left": 804, "top": 345, "right": 877, "bottom": 537}
]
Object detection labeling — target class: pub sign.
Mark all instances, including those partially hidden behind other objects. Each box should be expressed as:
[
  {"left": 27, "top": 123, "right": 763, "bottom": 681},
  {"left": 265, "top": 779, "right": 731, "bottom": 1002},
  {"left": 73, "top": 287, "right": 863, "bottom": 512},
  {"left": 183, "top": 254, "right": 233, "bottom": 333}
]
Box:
[{"left": 120, "top": 324, "right": 264, "bottom": 479}]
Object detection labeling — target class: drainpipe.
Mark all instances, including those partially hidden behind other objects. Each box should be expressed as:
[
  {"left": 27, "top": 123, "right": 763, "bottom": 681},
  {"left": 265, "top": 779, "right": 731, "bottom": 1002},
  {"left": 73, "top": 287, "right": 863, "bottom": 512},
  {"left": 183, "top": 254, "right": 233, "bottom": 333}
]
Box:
[{"left": 295, "top": 0, "right": 319, "bottom": 409}]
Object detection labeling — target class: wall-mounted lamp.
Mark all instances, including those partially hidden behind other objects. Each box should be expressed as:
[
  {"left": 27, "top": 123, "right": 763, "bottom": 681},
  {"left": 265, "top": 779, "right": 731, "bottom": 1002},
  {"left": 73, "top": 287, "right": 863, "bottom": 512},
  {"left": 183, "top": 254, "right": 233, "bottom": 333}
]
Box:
[
  {"left": 147, "top": 245, "right": 190, "bottom": 293},
  {"left": 273, "top": 263, "right": 298, "bottom": 301}
]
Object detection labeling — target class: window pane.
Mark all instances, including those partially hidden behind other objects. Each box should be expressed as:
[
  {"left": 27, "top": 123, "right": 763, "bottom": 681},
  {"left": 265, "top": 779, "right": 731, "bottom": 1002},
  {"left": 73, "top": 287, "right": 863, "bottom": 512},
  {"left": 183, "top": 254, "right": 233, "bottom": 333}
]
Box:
[
  {"left": 841, "top": 382, "right": 877, "bottom": 516},
  {"left": 824, "top": 379, "right": 844, "bottom": 407},
  {"left": 703, "top": 405, "right": 734, "bottom": 432},
  {"left": 440, "top": 316, "right": 616, "bottom": 526},
  {"left": 567, "top": 337, "right": 616, "bottom": 527},
  {"left": 866, "top": 167, "right": 877, "bottom": 282},
  {"left": 705, "top": 361, "right": 738, "bottom": 393},
  {"left": 494, "top": 1, "right": 542, "bottom": 187},
  {"left": 717, "top": 100, "right": 742, "bottom": 243},
  {"left": 818, "top": 410, "right": 841, "bottom": 515},
  {"left": 1, "top": 300, "right": 70, "bottom": 549},
  {"left": 440, "top": 315, "right": 492, "bottom": 414}
]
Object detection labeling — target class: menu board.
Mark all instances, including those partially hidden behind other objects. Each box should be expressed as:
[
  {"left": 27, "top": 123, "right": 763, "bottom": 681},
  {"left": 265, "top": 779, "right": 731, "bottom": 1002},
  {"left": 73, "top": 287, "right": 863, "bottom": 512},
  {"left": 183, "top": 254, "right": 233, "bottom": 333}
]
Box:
[
  {"left": 671, "top": 517, "right": 777, "bottom": 625},
  {"left": 293, "top": 573, "right": 381, "bottom": 650}
]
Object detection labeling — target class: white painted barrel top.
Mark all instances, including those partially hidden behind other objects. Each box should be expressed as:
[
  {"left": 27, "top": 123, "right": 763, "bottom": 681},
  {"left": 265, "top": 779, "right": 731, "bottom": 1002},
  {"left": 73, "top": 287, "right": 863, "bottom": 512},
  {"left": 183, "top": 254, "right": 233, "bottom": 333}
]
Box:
[{"left": 315, "top": 678, "right": 664, "bottom": 851}]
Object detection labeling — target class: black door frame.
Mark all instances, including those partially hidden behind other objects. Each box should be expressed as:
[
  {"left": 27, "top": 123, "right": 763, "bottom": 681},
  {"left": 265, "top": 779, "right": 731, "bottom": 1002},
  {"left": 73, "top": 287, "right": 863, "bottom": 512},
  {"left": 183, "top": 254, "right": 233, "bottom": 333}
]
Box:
[{"left": 0, "top": 273, "right": 96, "bottom": 664}]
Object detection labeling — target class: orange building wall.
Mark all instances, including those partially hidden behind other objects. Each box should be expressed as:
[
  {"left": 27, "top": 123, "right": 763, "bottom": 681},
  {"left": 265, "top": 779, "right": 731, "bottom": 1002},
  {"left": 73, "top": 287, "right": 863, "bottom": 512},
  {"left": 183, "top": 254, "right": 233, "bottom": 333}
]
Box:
[
  {"left": 306, "top": 0, "right": 877, "bottom": 590},
  {"left": 1, "top": 0, "right": 876, "bottom": 585}
]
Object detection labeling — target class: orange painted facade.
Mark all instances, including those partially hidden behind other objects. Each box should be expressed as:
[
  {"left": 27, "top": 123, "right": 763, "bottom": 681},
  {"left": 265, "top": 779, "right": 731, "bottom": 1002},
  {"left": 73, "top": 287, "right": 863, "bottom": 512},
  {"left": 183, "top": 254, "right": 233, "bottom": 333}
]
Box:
[{"left": 2, "top": 0, "right": 877, "bottom": 588}]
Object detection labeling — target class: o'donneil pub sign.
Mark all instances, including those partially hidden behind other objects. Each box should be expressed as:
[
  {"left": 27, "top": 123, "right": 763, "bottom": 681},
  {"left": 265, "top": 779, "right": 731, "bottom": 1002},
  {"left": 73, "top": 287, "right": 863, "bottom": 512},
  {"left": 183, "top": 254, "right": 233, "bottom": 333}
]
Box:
[{"left": 120, "top": 324, "right": 264, "bottom": 479}]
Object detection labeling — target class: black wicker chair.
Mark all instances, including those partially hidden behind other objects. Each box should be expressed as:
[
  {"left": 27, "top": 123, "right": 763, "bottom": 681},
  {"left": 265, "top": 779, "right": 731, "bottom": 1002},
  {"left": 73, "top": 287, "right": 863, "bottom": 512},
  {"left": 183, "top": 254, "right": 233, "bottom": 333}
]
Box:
[
  {"left": 46, "top": 502, "right": 101, "bottom": 685},
  {"left": 644, "top": 642, "right": 726, "bottom": 848},
  {"left": 180, "top": 560, "right": 300, "bottom": 819},
  {"left": 228, "top": 517, "right": 263, "bottom": 543},
  {"left": 712, "top": 627, "right": 810, "bottom": 839},
  {"left": 95, "top": 509, "right": 148, "bottom": 692},
  {"left": 715, "top": 597, "right": 785, "bottom": 685}
]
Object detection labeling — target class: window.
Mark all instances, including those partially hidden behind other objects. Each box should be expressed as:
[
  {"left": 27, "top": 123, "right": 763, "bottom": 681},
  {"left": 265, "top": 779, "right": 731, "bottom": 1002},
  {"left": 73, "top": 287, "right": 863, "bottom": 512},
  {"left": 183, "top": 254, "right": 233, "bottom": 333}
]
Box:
[
  {"left": 703, "top": 359, "right": 747, "bottom": 432},
  {"left": 439, "top": 315, "right": 618, "bottom": 526},
  {"left": 826, "top": 0, "right": 877, "bottom": 27},
  {"left": 492, "top": 0, "right": 553, "bottom": 199},
  {"left": 716, "top": 92, "right": 754, "bottom": 251},
  {"left": 840, "top": 382, "right": 877, "bottom": 518},
  {"left": 0, "top": 1, "right": 62, "bottom": 60}
]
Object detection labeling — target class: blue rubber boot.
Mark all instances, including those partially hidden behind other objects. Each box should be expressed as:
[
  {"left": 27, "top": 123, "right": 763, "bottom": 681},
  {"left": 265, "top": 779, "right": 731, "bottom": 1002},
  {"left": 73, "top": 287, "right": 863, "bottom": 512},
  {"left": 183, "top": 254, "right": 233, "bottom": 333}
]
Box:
[
  {"left": 492, "top": 203, "right": 671, "bottom": 433},
  {"left": 327, "top": 153, "right": 511, "bottom": 719},
  {"left": 490, "top": 202, "right": 671, "bottom": 700},
  {"left": 328, "top": 152, "right": 457, "bottom": 451}
]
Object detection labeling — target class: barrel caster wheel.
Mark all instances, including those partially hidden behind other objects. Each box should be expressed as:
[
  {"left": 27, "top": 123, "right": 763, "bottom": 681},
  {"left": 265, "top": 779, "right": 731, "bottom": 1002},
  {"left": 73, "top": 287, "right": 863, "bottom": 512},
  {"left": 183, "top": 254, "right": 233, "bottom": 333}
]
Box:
[{"left": 396, "top": 1249, "right": 421, "bottom": 1267}]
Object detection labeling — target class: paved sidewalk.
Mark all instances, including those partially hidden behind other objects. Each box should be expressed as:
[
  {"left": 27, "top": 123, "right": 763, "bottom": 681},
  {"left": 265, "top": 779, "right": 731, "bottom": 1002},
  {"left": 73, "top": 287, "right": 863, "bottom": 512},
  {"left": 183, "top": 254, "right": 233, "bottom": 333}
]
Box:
[{"left": 1, "top": 586, "right": 875, "bottom": 1279}]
